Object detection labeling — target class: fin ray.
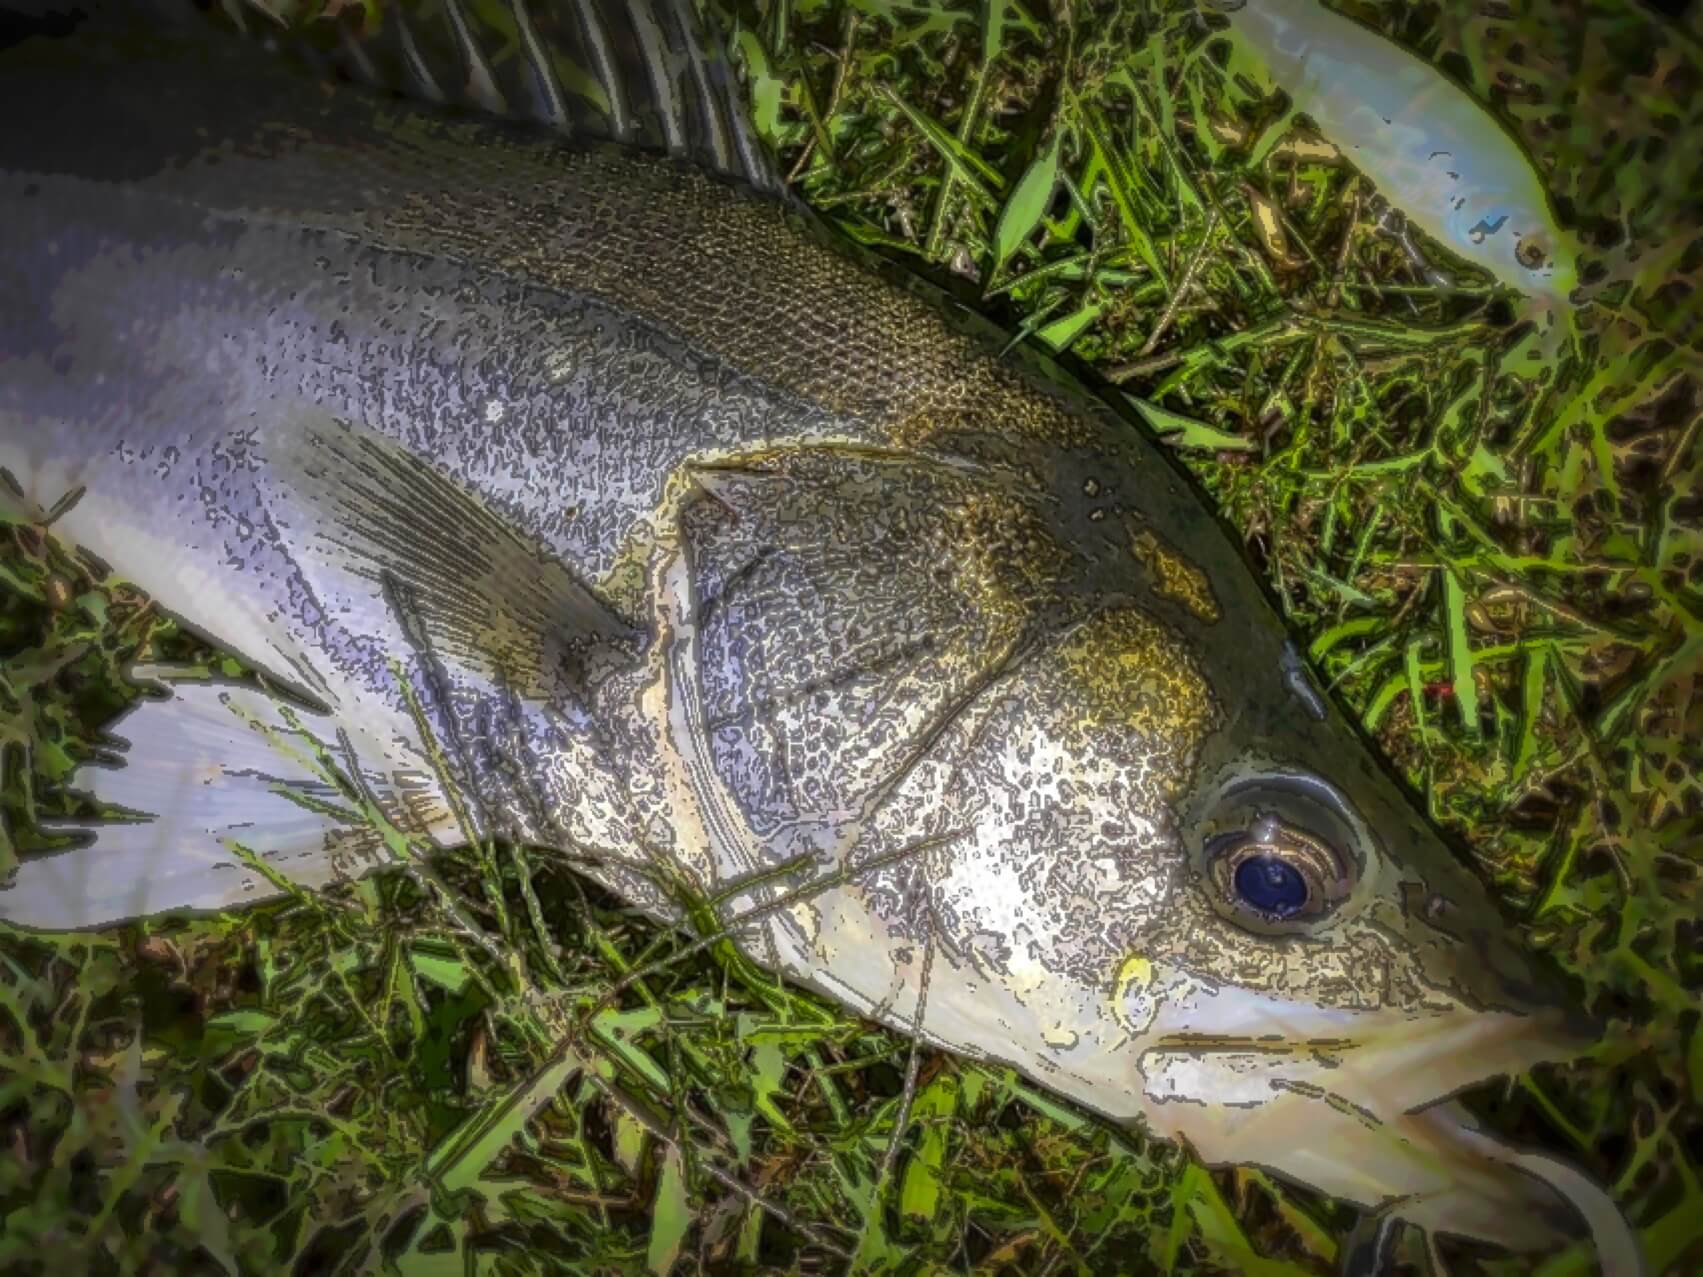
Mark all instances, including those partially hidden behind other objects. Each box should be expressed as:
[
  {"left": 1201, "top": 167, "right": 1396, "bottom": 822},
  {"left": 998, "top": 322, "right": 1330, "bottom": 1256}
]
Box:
[
  {"left": 443, "top": 0, "right": 507, "bottom": 114},
  {"left": 393, "top": 5, "right": 447, "bottom": 104},
  {"left": 273, "top": 419, "right": 637, "bottom": 704},
  {"left": 303, "top": 0, "right": 783, "bottom": 192},
  {"left": 510, "top": 0, "right": 573, "bottom": 132},
  {"left": 1, "top": 678, "right": 455, "bottom": 931},
  {"left": 566, "top": 0, "right": 629, "bottom": 138},
  {"left": 628, "top": 2, "right": 687, "bottom": 155}
]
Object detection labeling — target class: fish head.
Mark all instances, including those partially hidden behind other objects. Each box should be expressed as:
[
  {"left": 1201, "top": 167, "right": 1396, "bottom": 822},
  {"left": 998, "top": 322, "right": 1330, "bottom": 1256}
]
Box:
[
  {"left": 908, "top": 576, "right": 1604, "bottom": 1256},
  {"left": 667, "top": 385, "right": 1614, "bottom": 1258},
  {"left": 710, "top": 418, "right": 1615, "bottom": 1260},
  {"left": 1124, "top": 725, "right": 1608, "bottom": 1255}
]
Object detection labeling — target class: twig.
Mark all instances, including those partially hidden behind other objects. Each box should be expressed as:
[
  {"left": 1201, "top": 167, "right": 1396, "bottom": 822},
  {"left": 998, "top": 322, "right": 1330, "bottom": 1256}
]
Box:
[
  {"left": 786, "top": 14, "right": 860, "bottom": 184},
  {"left": 1137, "top": 210, "right": 1215, "bottom": 357},
  {"left": 874, "top": 924, "right": 936, "bottom": 1188}
]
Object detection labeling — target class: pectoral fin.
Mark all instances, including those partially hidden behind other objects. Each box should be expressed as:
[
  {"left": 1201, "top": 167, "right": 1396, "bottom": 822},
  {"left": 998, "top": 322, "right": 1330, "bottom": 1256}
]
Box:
[
  {"left": 275, "top": 420, "right": 637, "bottom": 704},
  {"left": 1, "top": 416, "right": 635, "bottom": 930}
]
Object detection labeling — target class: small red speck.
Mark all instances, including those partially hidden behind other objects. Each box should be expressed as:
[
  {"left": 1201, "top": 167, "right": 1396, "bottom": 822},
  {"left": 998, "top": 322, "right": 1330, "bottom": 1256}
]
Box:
[{"left": 1424, "top": 681, "right": 1456, "bottom": 699}]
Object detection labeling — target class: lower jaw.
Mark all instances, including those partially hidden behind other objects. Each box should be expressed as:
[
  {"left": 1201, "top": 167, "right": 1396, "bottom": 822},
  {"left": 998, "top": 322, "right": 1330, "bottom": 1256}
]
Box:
[{"left": 1129, "top": 1013, "right": 1614, "bottom": 1251}]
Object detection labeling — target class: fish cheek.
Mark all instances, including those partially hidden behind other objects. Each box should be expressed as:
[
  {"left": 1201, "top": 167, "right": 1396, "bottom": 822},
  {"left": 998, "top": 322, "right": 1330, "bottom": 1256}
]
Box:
[
  {"left": 913, "top": 608, "right": 1224, "bottom": 1021},
  {"left": 1124, "top": 871, "right": 1459, "bottom": 1019}
]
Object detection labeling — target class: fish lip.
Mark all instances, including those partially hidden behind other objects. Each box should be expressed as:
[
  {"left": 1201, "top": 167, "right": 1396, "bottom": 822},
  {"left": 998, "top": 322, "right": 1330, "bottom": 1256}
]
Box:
[
  {"left": 1141, "top": 998, "right": 1599, "bottom": 1120},
  {"left": 1386, "top": 1004, "right": 1598, "bottom": 1115},
  {"left": 1135, "top": 1002, "right": 1617, "bottom": 1257}
]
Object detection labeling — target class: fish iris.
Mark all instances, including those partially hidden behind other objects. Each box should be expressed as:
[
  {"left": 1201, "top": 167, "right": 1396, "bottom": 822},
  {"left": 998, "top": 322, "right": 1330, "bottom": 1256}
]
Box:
[{"left": 1233, "top": 855, "right": 1308, "bottom": 916}]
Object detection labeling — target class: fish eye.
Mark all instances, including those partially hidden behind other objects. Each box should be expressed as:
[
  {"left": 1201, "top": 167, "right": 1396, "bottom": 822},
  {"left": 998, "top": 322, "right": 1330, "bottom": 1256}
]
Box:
[
  {"left": 1194, "top": 775, "right": 1362, "bottom": 931},
  {"left": 1516, "top": 237, "right": 1550, "bottom": 271},
  {"left": 1206, "top": 815, "right": 1350, "bottom": 922}
]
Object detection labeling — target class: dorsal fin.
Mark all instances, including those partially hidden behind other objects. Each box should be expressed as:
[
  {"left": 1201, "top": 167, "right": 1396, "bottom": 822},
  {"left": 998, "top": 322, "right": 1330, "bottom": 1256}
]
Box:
[{"left": 278, "top": 0, "right": 783, "bottom": 196}]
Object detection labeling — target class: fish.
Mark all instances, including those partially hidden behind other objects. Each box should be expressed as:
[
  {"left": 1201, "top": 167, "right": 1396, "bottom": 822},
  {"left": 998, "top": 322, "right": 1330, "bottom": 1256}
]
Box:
[
  {"left": 1205, "top": 0, "right": 1578, "bottom": 342},
  {"left": 0, "top": 2, "right": 1640, "bottom": 1271}
]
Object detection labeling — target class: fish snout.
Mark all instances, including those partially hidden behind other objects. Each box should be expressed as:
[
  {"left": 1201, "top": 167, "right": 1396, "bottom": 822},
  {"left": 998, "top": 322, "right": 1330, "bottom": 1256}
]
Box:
[
  {"left": 1397, "top": 879, "right": 1603, "bottom": 1050},
  {"left": 1135, "top": 989, "right": 1632, "bottom": 1265}
]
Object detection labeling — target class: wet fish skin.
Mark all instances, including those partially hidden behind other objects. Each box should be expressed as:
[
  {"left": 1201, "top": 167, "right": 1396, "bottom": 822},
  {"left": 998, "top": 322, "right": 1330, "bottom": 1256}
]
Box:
[{"left": 0, "top": 18, "right": 1619, "bottom": 1263}]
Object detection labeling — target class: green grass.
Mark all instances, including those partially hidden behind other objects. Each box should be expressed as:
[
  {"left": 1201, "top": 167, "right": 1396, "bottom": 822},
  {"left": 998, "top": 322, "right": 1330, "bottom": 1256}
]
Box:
[{"left": 1, "top": 0, "right": 1699, "bottom": 1273}]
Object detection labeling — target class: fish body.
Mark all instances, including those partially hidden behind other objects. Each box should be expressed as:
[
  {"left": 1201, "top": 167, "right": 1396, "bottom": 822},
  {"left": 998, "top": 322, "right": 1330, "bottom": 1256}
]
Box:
[
  {"left": 0, "top": 6, "right": 1630, "bottom": 1267},
  {"left": 1215, "top": 0, "right": 1578, "bottom": 313}
]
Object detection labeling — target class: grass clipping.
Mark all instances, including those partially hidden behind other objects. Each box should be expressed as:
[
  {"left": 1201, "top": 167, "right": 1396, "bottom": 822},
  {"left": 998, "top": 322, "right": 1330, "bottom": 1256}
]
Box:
[{"left": 1, "top": 1, "right": 1700, "bottom": 1274}]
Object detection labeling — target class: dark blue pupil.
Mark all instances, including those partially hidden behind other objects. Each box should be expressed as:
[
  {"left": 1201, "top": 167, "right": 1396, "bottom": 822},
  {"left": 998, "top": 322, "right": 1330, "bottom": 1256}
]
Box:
[{"left": 1233, "top": 856, "right": 1308, "bottom": 916}]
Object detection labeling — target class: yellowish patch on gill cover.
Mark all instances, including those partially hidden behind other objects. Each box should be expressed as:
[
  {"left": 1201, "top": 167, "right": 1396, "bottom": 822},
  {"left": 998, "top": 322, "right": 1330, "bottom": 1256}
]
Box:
[
  {"left": 1110, "top": 953, "right": 1156, "bottom": 1024},
  {"left": 1059, "top": 606, "right": 1219, "bottom": 775},
  {"left": 1130, "top": 524, "right": 1221, "bottom": 623},
  {"left": 944, "top": 487, "right": 1073, "bottom": 628}
]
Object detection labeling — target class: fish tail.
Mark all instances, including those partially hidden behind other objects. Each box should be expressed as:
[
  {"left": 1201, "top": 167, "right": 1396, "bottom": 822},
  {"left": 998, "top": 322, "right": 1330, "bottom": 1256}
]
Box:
[{"left": 1, "top": 671, "right": 458, "bottom": 932}]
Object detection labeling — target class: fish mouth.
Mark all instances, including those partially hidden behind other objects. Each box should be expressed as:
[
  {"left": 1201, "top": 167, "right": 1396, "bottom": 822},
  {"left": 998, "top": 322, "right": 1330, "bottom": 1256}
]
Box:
[
  {"left": 1144, "top": 996, "right": 1595, "bottom": 1114},
  {"left": 1135, "top": 999, "right": 1640, "bottom": 1266}
]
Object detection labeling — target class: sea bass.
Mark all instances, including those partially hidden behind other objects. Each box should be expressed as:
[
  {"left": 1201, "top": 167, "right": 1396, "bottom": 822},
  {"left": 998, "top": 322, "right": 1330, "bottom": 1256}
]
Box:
[{"left": 0, "top": 2, "right": 1634, "bottom": 1270}]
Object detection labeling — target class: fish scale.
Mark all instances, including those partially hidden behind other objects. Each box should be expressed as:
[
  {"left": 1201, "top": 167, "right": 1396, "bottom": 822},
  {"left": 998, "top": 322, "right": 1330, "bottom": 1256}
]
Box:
[{"left": 0, "top": 3, "right": 1640, "bottom": 1272}]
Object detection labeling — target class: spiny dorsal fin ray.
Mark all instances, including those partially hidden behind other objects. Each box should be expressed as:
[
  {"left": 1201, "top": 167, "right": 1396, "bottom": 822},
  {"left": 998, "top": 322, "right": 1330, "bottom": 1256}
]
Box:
[
  {"left": 310, "top": 0, "right": 783, "bottom": 194},
  {"left": 628, "top": 1, "right": 687, "bottom": 154},
  {"left": 391, "top": 3, "right": 447, "bottom": 103},
  {"left": 567, "top": 0, "right": 631, "bottom": 140},
  {"left": 510, "top": 0, "right": 572, "bottom": 131},
  {"left": 440, "top": 0, "right": 506, "bottom": 114},
  {"left": 336, "top": 20, "right": 380, "bottom": 86}
]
